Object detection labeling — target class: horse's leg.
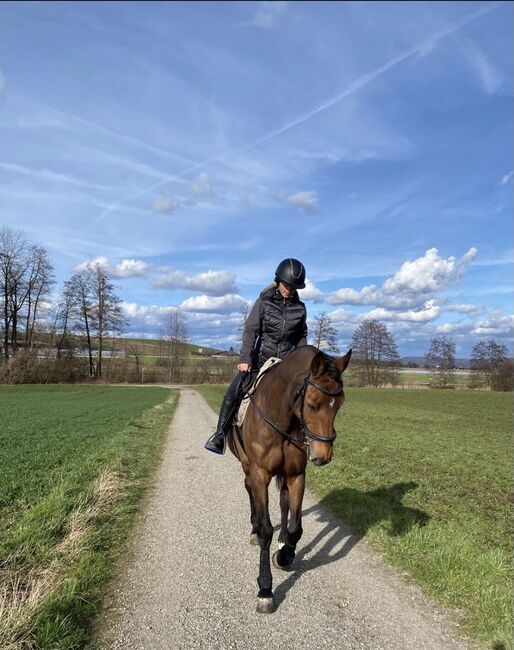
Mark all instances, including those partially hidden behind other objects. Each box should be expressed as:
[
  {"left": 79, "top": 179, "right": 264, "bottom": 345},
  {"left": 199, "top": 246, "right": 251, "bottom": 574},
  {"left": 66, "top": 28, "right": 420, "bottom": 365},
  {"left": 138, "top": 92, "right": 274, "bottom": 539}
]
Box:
[
  {"left": 243, "top": 469, "right": 259, "bottom": 545},
  {"left": 273, "top": 473, "right": 305, "bottom": 570},
  {"left": 278, "top": 478, "right": 289, "bottom": 547},
  {"left": 250, "top": 467, "right": 275, "bottom": 613}
]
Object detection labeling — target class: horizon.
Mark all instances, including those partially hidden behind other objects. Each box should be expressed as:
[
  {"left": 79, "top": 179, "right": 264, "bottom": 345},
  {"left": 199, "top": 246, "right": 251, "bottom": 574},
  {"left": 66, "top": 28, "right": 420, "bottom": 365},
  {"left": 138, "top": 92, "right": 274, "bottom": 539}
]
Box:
[{"left": 1, "top": 1, "right": 512, "bottom": 357}]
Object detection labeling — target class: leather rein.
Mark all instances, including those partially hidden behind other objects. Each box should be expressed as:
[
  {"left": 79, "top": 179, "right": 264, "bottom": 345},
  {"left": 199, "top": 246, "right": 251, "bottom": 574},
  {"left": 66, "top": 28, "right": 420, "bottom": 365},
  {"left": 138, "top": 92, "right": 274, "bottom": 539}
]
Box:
[{"left": 246, "top": 369, "right": 344, "bottom": 451}]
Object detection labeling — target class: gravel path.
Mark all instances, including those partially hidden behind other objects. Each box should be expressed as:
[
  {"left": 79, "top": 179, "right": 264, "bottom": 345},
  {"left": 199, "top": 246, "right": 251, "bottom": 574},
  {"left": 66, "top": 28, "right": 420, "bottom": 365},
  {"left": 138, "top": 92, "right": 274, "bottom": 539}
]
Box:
[{"left": 93, "top": 388, "right": 473, "bottom": 650}]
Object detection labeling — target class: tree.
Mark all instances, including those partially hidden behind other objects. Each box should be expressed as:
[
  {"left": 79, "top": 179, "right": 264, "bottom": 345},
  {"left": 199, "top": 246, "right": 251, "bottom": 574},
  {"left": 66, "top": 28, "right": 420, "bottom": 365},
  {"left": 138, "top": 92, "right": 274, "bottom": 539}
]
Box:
[
  {"left": 91, "top": 263, "right": 125, "bottom": 378},
  {"left": 23, "top": 245, "right": 55, "bottom": 350},
  {"left": 311, "top": 312, "right": 339, "bottom": 352},
  {"left": 471, "top": 339, "right": 509, "bottom": 390},
  {"left": 425, "top": 336, "right": 456, "bottom": 388},
  {"left": 0, "top": 228, "right": 54, "bottom": 360},
  {"left": 351, "top": 319, "right": 399, "bottom": 387},
  {"left": 161, "top": 307, "right": 190, "bottom": 382},
  {"left": 66, "top": 263, "right": 125, "bottom": 378}
]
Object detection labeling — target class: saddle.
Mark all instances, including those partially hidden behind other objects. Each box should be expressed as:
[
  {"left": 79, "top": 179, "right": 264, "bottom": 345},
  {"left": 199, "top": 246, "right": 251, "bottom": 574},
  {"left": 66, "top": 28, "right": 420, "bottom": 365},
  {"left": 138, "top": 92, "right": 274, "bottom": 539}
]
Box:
[{"left": 235, "top": 357, "right": 282, "bottom": 429}]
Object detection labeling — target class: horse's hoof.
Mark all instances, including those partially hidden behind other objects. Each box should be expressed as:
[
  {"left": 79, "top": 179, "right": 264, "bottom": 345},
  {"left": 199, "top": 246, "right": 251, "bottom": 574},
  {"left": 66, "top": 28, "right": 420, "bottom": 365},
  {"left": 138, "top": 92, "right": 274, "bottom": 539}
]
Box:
[
  {"left": 272, "top": 549, "right": 294, "bottom": 571},
  {"left": 256, "top": 596, "right": 275, "bottom": 614},
  {"left": 249, "top": 533, "right": 259, "bottom": 546}
]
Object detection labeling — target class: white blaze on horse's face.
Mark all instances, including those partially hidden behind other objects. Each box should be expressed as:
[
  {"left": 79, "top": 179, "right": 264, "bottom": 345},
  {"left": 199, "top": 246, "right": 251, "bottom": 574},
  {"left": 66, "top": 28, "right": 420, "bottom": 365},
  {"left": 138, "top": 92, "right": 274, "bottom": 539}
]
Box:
[{"left": 329, "top": 398, "right": 335, "bottom": 408}]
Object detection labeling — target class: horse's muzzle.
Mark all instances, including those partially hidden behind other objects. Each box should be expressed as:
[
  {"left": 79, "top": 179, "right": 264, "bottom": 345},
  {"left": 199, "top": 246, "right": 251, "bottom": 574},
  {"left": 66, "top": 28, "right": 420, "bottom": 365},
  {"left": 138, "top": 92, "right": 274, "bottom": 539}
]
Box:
[{"left": 311, "top": 456, "right": 331, "bottom": 467}]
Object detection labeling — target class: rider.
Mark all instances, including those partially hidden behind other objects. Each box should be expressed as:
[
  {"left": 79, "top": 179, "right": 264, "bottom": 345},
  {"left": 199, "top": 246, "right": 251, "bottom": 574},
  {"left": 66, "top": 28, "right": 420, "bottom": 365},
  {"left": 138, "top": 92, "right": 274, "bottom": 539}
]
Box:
[{"left": 204, "top": 258, "right": 308, "bottom": 455}]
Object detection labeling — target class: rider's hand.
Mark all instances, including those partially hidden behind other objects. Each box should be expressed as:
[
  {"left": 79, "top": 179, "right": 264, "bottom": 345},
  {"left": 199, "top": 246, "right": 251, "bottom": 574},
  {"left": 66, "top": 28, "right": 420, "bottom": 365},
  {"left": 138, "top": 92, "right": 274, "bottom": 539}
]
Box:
[{"left": 238, "top": 363, "right": 251, "bottom": 373}]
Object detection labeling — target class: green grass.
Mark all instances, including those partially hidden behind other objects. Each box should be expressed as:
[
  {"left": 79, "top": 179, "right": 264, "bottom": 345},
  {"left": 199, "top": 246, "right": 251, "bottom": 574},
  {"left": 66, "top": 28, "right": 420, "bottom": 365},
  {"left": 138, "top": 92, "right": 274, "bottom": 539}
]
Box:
[
  {"left": 0, "top": 385, "right": 177, "bottom": 649},
  {"left": 196, "top": 385, "right": 512, "bottom": 650}
]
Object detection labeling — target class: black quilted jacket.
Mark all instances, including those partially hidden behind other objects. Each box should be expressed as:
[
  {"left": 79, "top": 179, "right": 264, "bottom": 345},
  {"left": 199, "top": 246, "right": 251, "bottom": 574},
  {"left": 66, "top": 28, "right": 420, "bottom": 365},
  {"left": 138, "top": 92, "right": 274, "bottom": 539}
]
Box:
[{"left": 239, "top": 284, "right": 308, "bottom": 368}]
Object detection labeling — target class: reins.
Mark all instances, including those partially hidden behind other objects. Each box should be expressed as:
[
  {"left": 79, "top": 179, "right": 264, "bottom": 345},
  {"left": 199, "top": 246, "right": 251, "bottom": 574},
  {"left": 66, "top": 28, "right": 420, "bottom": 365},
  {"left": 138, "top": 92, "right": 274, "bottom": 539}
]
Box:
[{"left": 244, "top": 367, "right": 343, "bottom": 451}]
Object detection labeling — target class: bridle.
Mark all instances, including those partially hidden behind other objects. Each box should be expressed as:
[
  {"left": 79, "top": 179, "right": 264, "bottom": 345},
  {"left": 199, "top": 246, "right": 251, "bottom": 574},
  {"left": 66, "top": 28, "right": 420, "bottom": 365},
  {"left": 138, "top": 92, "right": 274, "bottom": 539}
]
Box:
[{"left": 246, "top": 368, "right": 344, "bottom": 453}]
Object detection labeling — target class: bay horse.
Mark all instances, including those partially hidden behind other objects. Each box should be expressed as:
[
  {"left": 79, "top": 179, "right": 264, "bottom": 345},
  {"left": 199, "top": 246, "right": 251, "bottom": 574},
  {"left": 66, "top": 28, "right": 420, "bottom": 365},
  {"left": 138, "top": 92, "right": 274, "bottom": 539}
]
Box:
[{"left": 227, "top": 344, "right": 352, "bottom": 614}]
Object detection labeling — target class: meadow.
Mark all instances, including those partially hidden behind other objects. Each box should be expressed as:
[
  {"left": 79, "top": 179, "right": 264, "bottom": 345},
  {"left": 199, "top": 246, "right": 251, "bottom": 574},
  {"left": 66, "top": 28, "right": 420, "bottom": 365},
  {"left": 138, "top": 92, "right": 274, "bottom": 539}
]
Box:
[
  {"left": 0, "top": 385, "right": 177, "bottom": 650},
  {"left": 197, "top": 385, "right": 513, "bottom": 650}
]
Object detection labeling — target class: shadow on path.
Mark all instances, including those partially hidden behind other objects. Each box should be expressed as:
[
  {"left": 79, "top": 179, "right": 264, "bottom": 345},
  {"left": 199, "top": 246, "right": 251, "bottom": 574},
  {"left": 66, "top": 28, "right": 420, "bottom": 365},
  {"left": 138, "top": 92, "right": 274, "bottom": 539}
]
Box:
[{"left": 273, "top": 481, "right": 429, "bottom": 608}]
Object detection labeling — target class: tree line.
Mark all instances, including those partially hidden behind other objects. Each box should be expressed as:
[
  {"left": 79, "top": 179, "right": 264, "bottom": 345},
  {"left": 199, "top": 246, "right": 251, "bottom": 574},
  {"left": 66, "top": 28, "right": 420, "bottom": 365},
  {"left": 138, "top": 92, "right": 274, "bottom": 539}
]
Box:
[
  {"left": 1, "top": 227, "right": 511, "bottom": 389},
  {"left": 311, "top": 312, "right": 512, "bottom": 391}
]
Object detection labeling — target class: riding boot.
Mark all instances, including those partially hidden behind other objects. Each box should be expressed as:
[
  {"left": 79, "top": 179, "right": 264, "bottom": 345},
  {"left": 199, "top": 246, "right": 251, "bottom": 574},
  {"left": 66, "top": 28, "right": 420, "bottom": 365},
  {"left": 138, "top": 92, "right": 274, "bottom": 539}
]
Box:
[{"left": 204, "top": 389, "right": 238, "bottom": 455}]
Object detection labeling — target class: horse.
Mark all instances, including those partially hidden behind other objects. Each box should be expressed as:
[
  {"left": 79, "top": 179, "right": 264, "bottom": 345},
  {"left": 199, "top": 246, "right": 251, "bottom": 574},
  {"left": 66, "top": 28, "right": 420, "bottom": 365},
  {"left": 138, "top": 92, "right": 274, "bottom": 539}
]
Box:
[{"left": 227, "top": 344, "right": 352, "bottom": 614}]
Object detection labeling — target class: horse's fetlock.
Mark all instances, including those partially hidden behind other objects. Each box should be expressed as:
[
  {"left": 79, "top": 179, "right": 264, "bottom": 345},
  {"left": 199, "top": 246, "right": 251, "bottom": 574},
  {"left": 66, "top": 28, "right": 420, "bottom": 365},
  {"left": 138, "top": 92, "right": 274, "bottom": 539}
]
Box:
[{"left": 278, "top": 543, "right": 296, "bottom": 566}]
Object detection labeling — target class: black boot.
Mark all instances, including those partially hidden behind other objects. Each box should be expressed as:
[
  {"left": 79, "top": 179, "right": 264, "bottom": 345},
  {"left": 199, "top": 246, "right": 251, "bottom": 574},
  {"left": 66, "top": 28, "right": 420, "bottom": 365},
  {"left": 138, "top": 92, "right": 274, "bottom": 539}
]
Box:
[
  {"left": 204, "top": 391, "right": 237, "bottom": 455},
  {"left": 204, "top": 373, "right": 244, "bottom": 455}
]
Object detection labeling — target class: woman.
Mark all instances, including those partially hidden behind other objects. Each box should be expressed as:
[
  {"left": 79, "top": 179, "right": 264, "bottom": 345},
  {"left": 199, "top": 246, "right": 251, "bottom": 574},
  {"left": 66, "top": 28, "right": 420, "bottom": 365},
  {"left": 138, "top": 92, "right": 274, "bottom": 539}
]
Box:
[{"left": 205, "top": 258, "right": 308, "bottom": 455}]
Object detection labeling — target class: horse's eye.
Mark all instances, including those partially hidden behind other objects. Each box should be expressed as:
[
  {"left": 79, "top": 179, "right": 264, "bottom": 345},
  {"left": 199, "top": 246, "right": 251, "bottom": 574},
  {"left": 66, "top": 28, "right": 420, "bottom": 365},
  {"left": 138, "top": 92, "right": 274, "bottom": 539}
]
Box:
[{"left": 307, "top": 403, "right": 317, "bottom": 412}]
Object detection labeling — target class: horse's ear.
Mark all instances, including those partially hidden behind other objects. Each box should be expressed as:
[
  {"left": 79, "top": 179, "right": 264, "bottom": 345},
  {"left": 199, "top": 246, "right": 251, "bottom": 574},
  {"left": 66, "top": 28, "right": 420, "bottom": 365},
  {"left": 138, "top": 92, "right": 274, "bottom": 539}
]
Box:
[
  {"left": 310, "top": 351, "right": 326, "bottom": 378},
  {"left": 336, "top": 349, "right": 352, "bottom": 374}
]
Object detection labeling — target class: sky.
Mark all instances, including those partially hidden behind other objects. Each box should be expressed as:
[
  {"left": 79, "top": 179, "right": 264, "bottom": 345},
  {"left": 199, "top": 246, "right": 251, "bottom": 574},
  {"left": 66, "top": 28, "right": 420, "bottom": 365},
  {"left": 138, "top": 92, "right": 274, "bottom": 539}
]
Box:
[{"left": 0, "top": 1, "right": 512, "bottom": 357}]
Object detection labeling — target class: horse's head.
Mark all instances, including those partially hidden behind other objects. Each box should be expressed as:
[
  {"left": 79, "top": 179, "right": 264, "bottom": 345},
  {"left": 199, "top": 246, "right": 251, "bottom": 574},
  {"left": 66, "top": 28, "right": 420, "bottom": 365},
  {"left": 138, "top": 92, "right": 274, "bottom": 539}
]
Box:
[{"left": 294, "top": 349, "right": 352, "bottom": 466}]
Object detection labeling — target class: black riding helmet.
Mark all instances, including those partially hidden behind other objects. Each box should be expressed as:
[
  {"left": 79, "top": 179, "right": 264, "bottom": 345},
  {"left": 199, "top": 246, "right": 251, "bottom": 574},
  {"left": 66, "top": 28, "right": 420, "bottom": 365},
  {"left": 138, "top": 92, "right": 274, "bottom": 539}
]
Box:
[{"left": 275, "top": 258, "right": 306, "bottom": 289}]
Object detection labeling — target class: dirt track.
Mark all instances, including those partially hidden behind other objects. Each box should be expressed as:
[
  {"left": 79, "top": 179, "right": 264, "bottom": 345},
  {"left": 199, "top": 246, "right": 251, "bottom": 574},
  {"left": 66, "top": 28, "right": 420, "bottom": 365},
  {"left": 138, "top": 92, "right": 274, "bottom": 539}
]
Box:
[{"left": 93, "top": 388, "right": 472, "bottom": 650}]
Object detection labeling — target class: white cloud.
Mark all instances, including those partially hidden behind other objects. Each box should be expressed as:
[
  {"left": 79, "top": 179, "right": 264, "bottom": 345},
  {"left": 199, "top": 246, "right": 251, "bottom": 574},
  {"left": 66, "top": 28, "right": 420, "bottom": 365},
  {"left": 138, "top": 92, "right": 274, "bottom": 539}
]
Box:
[
  {"left": 111, "top": 259, "right": 149, "bottom": 278},
  {"left": 327, "top": 284, "right": 380, "bottom": 306},
  {"left": 189, "top": 172, "right": 214, "bottom": 197},
  {"left": 284, "top": 190, "right": 319, "bottom": 213},
  {"left": 365, "top": 299, "right": 441, "bottom": 323},
  {"left": 74, "top": 256, "right": 148, "bottom": 279},
  {"left": 74, "top": 256, "right": 109, "bottom": 273},
  {"left": 153, "top": 195, "right": 176, "bottom": 214},
  {"left": 251, "top": 1, "right": 287, "bottom": 29},
  {"left": 446, "top": 303, "right": 483, "bottom": 316},
  {"left": 464, "top": 44, "right": 503, "bottom": 95},
  {"left": 153, "top": 268, "right": 237, "bottom": 295},
  {"left": 471, "top": 310, "right": 514, "bottom": 336},
  {"left": 298, "top": 278, "right": 324, "bottom": 302},
  {"left": 179, "top": 294, "right": 249, "bottom": 313},
  {"left": 383, "top": 248, "right": 457, "bottom": 294},
  {"left": 500, "top": 171, "right": 513, "bottom": 186}
]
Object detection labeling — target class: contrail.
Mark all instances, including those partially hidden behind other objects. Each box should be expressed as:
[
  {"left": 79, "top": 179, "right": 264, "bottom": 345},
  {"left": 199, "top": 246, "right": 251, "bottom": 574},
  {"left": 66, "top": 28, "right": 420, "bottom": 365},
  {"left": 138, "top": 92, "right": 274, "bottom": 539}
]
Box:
[
  {"left": 238, "top": 1, "right": 501, "bottom": 153},
  {"left": 99, "top": 2, "right": 502, "bottom": 220}
]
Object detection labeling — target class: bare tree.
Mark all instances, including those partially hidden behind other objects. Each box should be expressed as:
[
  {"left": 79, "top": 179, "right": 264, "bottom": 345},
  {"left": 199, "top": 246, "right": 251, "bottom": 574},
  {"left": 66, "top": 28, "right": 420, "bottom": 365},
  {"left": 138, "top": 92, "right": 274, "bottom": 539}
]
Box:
[
  {"left": 0, "top": 228, "right": 29, "bottom": 359},
  {"left": 66, "top": 271, "right": 96, "bottom": 376},
  {"left": 23, "top": 246, "right": 55, "bottom": 350},
  {"left": 471, "top": 339, "right": 509, "bottom": 390},
  {"left": 54, "top": 282, "right": 75, "bottom": 359},
  {"left": 351, "top": 319, "right": 399, "bottom": 387},
  {"left": 311, "top": 312, "right": 339, "bottom": 352},
  {"left": 0, "top": 228, "right": 54, "bottom": 360},
  {"left": 91, "top": 263, "right": 125, "bottom": 378},
  {"left": 66, "top": 263, "right": 126, "bottom": 378},
  {"left": 161, "top": 307, "right": 190, "bottom": 382},
  {"left": 425, "top": 336, "right": 456, "bottom": 388}
]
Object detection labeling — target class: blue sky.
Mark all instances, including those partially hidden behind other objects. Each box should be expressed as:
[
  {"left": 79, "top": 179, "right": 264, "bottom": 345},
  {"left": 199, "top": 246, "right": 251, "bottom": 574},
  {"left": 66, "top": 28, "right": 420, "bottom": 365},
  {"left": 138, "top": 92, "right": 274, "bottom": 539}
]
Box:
[{"left": 1, "top": 1, "right": 512, "bottom": 356}]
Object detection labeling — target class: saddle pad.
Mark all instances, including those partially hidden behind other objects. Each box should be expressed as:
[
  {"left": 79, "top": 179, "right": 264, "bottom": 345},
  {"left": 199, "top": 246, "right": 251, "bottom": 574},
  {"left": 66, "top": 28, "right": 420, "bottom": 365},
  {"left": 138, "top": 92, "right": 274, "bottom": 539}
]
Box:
[{"left": 236, "top": 357, "right": 282, "bottom": 428}]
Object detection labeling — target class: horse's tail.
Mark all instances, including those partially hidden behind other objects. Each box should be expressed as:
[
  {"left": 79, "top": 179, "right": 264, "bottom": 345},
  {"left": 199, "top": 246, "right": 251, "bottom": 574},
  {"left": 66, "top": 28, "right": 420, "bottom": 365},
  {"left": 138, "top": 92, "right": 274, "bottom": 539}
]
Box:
[{"left": 275, "top": 475, "right": 284, "bottom": 492}]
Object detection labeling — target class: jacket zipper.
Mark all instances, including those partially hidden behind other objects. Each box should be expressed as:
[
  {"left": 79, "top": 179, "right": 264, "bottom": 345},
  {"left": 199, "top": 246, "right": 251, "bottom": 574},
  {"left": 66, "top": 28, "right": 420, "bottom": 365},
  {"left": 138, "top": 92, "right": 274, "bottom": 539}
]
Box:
[{"left": 278, "top": 299, "right": 287, "bottom": 357}]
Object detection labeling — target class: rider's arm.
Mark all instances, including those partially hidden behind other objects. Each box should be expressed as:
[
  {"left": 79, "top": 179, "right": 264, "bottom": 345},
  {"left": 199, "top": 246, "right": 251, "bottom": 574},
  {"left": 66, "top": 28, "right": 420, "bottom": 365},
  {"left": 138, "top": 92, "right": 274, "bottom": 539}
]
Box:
[{"left": 239, "top": 298, "right": 263, "bottom": 365}]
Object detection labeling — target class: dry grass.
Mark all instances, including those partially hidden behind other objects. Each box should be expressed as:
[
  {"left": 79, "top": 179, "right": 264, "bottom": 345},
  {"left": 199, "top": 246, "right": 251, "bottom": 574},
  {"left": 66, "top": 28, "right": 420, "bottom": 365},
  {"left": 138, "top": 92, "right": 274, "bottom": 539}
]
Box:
[{"left": 0, "top": 471, "right": 122, "bottom": 650}]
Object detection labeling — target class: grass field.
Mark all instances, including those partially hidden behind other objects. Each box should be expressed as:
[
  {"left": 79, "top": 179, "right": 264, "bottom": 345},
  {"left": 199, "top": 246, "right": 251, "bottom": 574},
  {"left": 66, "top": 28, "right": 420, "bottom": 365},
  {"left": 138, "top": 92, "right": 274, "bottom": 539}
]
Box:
[
  {"left": 0, "top": 385, "right": 177, "bottom": 650},
  {"left": 197, "top": 385, "right": 512, "bottom": 650}
]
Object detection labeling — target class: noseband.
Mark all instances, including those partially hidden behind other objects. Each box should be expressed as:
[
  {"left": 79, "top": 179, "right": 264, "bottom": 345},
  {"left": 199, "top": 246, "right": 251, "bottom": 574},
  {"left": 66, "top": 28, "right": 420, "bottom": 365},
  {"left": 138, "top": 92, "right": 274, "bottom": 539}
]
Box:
[
  {"left": 295, "top": 370, "right": 343, "bottom": 444},
  {"left": 247, "top": 368, "right": 344, "bottom": 451}
]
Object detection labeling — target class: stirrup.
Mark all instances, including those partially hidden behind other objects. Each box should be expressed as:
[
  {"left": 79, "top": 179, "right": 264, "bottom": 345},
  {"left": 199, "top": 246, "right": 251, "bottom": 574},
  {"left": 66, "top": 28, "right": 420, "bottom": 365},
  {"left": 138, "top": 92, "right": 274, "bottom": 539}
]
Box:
[{"left": 204, "top": 430, "right": 227, "bottom": 455}]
